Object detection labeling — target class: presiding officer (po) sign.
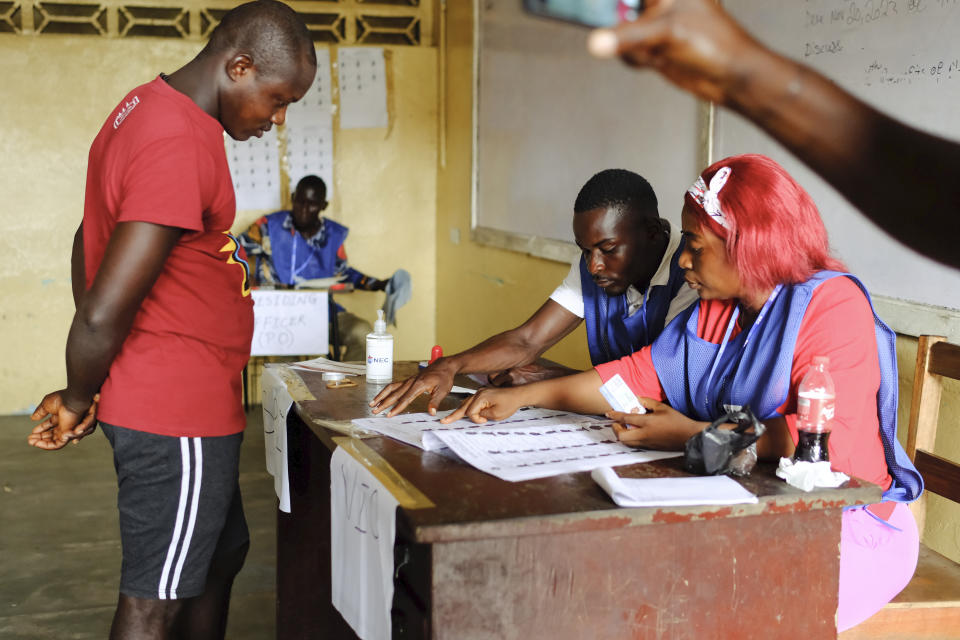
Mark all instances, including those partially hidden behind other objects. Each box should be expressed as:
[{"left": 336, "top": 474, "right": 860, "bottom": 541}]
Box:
[{"left": 250, "top": 290, "right": 329, "bottom": 356}]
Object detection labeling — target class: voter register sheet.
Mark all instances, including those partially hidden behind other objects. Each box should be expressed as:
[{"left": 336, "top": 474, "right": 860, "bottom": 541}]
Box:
[{"left": 352, "top": 409, "right": 681, "bottom": 482}]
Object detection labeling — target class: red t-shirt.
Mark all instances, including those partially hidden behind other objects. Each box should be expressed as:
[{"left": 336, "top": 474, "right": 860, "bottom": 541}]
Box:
[
  {"left": 83, "top": 76, "right": 254, "bottom": 437},
  {"left": 596, "top": 277, "right": 892, "bottom": 490}
]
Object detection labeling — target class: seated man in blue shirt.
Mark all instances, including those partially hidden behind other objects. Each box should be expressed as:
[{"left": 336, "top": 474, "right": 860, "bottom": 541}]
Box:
[{"left": 239, "top": 174, "right": 387, "bottom": 360}]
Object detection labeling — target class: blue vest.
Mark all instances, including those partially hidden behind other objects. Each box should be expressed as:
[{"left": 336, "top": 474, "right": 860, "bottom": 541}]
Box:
[
  {"left": 582, "top": 241, "right": 688, "bottom": 365},
  {"left": 649, "top": 271, "right": 922, "bottom": 503},
  {"left": 265, "top": 212, "right": 349, "bottom": 286}
]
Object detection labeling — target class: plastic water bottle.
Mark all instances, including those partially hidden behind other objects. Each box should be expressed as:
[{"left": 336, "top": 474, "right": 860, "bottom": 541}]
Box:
[
  {"left": 794, "top": 356, "right": 835, "bottom": 463},
  {"left": 365, "top": 309, "right": 393, "bottom": 383}
]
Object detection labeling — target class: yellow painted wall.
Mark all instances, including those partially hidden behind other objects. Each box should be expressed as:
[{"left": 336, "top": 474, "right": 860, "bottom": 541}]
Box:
[
  {"left": 0, "top": 37, "right": 198, "bottom": 415},
  {"left": 435, "top": 0, "right": 591, "bottom": 371},
  {"left": 0, "top": 37, "right": 436, "bottom": 413}
]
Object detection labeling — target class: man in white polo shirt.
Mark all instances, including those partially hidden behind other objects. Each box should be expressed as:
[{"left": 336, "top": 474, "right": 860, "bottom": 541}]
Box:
[{"left": 371, "top": 169, "right": 698, "bottom": 417}]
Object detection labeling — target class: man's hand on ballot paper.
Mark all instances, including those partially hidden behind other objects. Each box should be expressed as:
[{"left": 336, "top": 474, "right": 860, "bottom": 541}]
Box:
[
  {"left": 370, "top": 360, "right": 459, "bottom": 417},
  {"left": 28, "top": 391, "right": 100, "bottom": 450},
  {"left": 608, "top": 397, "right": 705, "bottom": 451},
  {"left": 440, "top": 386, "right": 525, "bottom": 425}
]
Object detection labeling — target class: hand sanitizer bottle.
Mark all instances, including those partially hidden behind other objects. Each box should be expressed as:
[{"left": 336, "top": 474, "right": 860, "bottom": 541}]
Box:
[{"left": 365, "top": 309, "right": 393, "bottom": 383}]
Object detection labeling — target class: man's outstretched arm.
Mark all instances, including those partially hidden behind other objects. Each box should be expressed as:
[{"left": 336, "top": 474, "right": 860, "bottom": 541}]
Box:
[
  {"left": 370, "top": 299, "right": 582, "bottom": 416},
  {"left": 590, "top": 0, "right": 960, "bottom": 269},
  {"left": 30, "top": 221, "right": 182, "bottom": 449}
]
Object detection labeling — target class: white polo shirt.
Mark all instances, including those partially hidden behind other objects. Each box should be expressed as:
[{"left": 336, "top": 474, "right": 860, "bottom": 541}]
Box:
[{"left": 549, "top": 222, "right": 699, "bottom": 325}]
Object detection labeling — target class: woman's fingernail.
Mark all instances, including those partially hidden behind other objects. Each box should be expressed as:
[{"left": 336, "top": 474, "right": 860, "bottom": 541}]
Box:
[{"left": 588, "top": 29, "right": 618, "bottom": 58}]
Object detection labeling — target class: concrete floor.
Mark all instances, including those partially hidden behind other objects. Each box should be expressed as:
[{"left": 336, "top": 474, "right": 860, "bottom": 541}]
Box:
[{"left": 0, "top": 410, "right": 276, "bottom": 639}]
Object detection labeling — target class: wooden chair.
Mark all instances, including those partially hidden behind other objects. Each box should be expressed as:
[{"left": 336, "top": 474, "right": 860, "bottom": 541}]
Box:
[{"left": 841, "top": 335, "right": 960, "bottom": 639}]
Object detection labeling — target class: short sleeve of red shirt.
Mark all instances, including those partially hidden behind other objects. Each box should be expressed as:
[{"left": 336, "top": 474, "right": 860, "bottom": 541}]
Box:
[
  {"left": 118, "top": 135, "right": 210, "bottom": 231},
  {"left": 594, "top": 277, "right": 891, "bottom": 489},
  {"left": 595, "top": 346, "right": 666, "bottom": 402}
]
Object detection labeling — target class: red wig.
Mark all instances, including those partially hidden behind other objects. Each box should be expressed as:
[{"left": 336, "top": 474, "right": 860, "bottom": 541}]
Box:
[{"left": 683, "top": 154, "right": 845, "bottom": 293}]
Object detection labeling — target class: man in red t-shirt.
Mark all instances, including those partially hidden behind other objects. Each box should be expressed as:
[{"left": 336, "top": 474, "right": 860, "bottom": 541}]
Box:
[{"left": 27, "top": 1, "right": 316, "bottom": 637}]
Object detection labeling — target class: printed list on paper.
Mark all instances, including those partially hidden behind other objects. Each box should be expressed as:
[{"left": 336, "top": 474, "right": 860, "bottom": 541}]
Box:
[
  {"left": 285, "top": 48, "right": 335, "bottom": 195},
  {"left": 225, "top": 128, "right": 282, "bottom": 211},
  {"left": 337, "top": 47, "right": 388, "bottom": 129},
  {"left": 351, "top": 407, "right": 613, "bottom": 451},
  {"left": 430, "top": 423, "right": 682, "bottom": 483}
]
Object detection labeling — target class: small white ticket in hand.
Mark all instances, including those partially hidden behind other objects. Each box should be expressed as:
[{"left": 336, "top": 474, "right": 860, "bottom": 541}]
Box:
[{"left": 598, "top": 374, "right": 646, "bottom": 414}]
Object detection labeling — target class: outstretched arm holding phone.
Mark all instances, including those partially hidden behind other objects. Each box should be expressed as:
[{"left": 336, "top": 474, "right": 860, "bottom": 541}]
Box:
[{"left": 585, "top": 0, "right": 960, "bottom": 270}]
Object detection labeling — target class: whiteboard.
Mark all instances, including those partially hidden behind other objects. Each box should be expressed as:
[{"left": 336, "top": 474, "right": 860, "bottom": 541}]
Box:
[
  {"left": 475, "top": 0, "right": 702, "bottom": 249},
  {"left": 718, "top": 0, "right": 960, "bottom": 310}
]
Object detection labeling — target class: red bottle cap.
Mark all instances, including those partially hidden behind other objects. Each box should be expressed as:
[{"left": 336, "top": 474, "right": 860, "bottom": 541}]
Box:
[{"left": 429, "top": 345, "right": 443, "bottom": 364}]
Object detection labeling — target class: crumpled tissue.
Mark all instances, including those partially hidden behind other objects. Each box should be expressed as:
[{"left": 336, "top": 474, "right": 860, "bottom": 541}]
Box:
[{"left": 776, "top": 457, "right": 849, "bottom": 492}]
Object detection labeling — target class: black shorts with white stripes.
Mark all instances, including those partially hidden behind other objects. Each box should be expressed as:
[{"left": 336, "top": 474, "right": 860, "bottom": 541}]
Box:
[{"left": 100, "top": 422, "right": 249, "bottom": 600}]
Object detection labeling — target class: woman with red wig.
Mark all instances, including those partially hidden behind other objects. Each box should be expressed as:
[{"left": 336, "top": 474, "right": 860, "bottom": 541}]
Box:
[{"left": 444, "top": 154, "right": 923, "bottom": 631}]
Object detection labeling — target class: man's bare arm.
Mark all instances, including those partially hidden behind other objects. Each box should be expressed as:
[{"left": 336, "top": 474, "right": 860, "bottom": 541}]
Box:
[
  {"left": 30, "top": 222, "right": 182, "bottom": 449},
  {"left": 590, "top": 0, "right": 960, "bottom": 269},
  {"left": 442, "top": 369, "right": 609, "bottom": 424},
  {"left": 370, "top": 299, "right": 582, "bottom": 416},
  {"left": 63, "top": 221, "right": 182, "bottom": 410},
  {"left": 71, "top": 224, "right": 85, "bottom": 309}
]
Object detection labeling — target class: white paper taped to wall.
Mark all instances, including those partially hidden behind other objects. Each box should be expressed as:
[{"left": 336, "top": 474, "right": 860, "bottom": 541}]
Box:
[
  {"left": 285, "top": 48, "right": 335, "bottom": 196},
  {"left": 338, "top": 47, "right": 388, "bottom": 129}
]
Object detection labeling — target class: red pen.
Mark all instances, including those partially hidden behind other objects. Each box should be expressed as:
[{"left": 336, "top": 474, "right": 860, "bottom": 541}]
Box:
[{"left": 429, "top": 345, "right": 443, "bottom": 364}]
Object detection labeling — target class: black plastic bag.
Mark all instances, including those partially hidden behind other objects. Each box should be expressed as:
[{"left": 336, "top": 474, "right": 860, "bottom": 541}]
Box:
[{"left": 683, "top": 406, "right": 766, "bottom": 476}]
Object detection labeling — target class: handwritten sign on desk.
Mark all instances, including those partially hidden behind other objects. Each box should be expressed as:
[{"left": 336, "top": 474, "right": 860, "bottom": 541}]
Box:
[
  {"left": 250, "top": 289, "right": 328, "bottom": 356},
  {"left": 261, "top": 367, "right": 292, "bottom": 513},
  {"left": 331, "top": 446, "right": 398, "bottom": 640}
]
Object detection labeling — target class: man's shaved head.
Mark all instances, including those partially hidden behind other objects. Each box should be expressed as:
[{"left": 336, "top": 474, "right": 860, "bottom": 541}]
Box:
[
  {"left": 202, "top": 0, "right": 316, "bottom": 78},
  {"left": 574, "top": 168, "right": 659, "bottom": 223}
]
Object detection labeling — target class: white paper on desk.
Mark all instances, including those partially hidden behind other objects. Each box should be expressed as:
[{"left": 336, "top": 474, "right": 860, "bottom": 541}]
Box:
[
  {"left": 430, "top": 424, "right": 682, "bottom": 482},
  {"left": 591, "top": 467, "right": 758, "bottom": 507},
  {"left": 449, "top": 385, "right": 477, "bottom": 395},
  {"left": 292, "top": 356, "right": 367, "bottom": 376},
  {"left": 261, "top": 368, "right": 293, "bottom": 513},
  {"left": 330, "top": 447, "right": 399, "bottom": 640},
  {"left": 293, "top": 276, "right": 342, "bottom": 289},
  {"left": 352, "top": 408, "right": 612, "bottom": 452}
]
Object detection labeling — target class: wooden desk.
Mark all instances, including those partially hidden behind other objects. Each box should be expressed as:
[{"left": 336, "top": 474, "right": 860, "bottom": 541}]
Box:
[{"left": 277, "top": 362, "right": 880, "bottom": 640}]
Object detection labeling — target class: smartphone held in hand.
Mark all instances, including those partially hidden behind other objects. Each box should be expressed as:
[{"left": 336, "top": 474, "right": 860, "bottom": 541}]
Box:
[{"left": 522, "top": 0, "right": 643, "bottom": 28}]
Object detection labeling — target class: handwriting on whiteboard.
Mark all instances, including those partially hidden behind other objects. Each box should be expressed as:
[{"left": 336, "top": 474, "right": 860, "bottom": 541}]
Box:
[{"left": 792, "top": 0, "right": 960, "bottom": 90}]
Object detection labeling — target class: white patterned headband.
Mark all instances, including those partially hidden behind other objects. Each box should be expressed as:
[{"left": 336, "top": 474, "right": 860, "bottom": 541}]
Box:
[{"left": 687, "top": 166, "right": 732, "bottom": 229}]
